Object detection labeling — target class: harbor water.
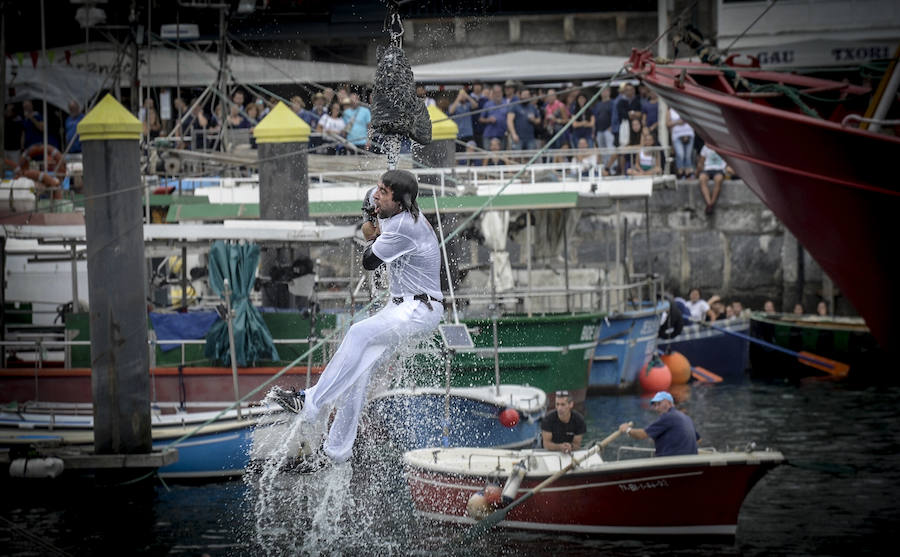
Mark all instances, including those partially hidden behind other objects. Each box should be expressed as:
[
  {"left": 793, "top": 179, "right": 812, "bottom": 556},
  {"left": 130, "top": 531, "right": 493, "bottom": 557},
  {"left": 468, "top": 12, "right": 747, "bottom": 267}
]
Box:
[{"left": 2, "top": 377, "right": 898, "bottom": 556}]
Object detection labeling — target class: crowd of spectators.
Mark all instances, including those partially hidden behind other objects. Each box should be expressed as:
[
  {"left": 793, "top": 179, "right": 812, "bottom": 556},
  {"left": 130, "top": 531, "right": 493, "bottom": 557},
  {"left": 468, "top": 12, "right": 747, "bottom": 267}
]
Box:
[{"left": 3, "top": 79, "right": 731, "bottom": 185}]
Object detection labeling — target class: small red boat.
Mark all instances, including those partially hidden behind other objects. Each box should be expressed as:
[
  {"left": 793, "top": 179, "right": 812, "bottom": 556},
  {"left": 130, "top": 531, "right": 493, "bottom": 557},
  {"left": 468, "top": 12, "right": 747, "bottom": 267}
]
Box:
[
  {"left": 630, "top": 49, "right": 900, "bottom": 352},
  {"left": 404, "top": 446, "right": 784, "bottom": 536}
]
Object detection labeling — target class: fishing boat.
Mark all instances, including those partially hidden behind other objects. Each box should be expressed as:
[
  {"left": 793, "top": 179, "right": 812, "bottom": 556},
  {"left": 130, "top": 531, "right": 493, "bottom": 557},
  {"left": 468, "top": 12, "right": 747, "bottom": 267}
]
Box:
[
  {"left": 0, "top": 401, "right": 279, "bottom": 479},
  {"left": 658, "top": 317, "right": 751, "bottom": 383},
  {"left": 367, "top": 384, "right": 546, "bottom": 451},
  {"left": 748, "top": 312, "right": 885, "bottom": 380},
  {"left": 403, "top": 445, "right": 784, "bottom": 536},
  {"left": 630, "top": 48, "right": 900, "bottom": 353},
  {"left": 590, "top": 300, "right": 666, "bottom": 392}
]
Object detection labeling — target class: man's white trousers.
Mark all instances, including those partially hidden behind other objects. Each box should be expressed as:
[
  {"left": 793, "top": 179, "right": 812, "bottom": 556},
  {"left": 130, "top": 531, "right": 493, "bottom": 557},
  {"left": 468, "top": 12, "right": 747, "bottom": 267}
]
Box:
[{"left": 301, "top": 299, "right": 443, "bottom": 463}]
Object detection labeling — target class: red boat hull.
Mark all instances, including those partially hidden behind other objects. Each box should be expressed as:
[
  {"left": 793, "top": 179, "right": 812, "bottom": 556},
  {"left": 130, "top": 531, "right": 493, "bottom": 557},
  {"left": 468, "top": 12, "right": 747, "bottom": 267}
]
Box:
[
  {"left": 405, "top": 451, "right": 783, "bottom": 536},
  {"left": 637, "top": 56, "right": 900, "bottom": 351}
]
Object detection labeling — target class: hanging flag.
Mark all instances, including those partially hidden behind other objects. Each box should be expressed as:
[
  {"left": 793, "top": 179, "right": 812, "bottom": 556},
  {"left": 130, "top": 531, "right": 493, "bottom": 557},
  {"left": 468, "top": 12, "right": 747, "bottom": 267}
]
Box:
[
  {"left": 47, "top": 50, "right": 56, "bottom": 64},
  {"left": 65, "top": 50, "right": 71, "bottom": 64},
  {"left": 16, "top": 52, "right": 24, "bottom": 65},
  {"left": 30, "top": 51, "right": 39, "bottom": 68}
]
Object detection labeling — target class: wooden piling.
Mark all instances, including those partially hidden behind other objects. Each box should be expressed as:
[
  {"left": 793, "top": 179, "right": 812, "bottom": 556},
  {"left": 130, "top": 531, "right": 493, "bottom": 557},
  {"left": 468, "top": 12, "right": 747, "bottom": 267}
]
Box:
[
  {"left": 77, "top": 94, "right": 152, "bottom": 455},
  {"left": 253, "top": 102, "right": 311, "bottom": 308}
]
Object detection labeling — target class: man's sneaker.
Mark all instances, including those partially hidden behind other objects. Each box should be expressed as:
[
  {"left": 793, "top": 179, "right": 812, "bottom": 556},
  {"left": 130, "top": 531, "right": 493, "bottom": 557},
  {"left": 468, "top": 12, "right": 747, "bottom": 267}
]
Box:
[
  {"left": 287, "top": 448, "right": 334, "bottom": 474},
  {"left": 267, "top": 385, "right": 305, "bottom": 414}
]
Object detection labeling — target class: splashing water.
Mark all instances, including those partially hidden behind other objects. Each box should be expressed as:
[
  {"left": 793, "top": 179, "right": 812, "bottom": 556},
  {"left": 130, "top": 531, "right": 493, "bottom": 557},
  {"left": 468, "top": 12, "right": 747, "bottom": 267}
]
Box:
[{"left": 383, "top": 134, "right": 401, "bottom": 170}]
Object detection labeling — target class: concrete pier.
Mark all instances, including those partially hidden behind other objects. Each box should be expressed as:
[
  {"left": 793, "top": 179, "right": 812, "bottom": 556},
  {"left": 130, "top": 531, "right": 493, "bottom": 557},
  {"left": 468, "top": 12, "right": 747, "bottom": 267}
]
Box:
[
  {"left": 253, "top": 102, "right": 311, "bottom": 308},
  {"left": 77, "top": 94, "right": 152, "bottom": 455}
]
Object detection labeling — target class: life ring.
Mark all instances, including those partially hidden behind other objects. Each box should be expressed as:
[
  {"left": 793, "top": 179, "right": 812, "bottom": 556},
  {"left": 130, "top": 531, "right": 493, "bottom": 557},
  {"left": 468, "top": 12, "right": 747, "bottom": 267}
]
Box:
[
  {"left": 18, "top": 144, "right": 67, "bottom": 177},
  {"left": 20, "top": 168, "right": 60, "bottom": 188}
]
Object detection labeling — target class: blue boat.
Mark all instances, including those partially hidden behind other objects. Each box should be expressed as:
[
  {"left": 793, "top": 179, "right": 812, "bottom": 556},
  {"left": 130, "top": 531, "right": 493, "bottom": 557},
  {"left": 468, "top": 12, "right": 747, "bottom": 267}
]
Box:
[
  {"left": 659, "top": 317, "right": 750, "bottom": 382},
  {"left": 367, "top": 385, "right": 546, "bottom": 450},
  {"left": 0, "top": 403, "right": 274, "bottom": 479},
  {"left": 589, "top": 300, "right": 666, "bottom": 392}
]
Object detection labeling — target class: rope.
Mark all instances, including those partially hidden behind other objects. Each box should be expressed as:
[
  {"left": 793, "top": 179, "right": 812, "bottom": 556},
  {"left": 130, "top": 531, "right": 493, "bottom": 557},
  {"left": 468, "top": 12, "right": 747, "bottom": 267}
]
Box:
[{"left": 748, "top": 83, "right": 821, "bottom": 118}]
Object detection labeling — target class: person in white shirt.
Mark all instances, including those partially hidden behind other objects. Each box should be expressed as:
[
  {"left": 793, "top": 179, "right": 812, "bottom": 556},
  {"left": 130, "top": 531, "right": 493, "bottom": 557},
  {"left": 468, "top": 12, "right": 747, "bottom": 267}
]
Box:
[
  {"left": 698, "top": 144, "right": 732, "bottom": 214},
  {"left": 684, "top": 288, "right": 710, "bottom": 322},
  {"left": 269, "top": 170, "right": 444, "bottom": 470}
]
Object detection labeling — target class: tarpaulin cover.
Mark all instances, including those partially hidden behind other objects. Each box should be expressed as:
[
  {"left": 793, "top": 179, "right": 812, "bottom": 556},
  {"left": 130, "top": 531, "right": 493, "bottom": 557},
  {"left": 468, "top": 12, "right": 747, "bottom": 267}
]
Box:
[
  {"left": 149, "top": 310, "right": 219, "bottom": 352},
  {"left": 204, "top": 241, "right": 279, "bottom": 366}
]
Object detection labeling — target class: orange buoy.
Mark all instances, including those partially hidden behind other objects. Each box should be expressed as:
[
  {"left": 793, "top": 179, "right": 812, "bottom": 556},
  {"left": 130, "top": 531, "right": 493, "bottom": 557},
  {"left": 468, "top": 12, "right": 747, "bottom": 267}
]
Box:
[
  {"left": 661, "top": 351, "right": 692, "bottom": 385},
  {"left": 639, "top": 355, "right": 672, "bottom": 392}
]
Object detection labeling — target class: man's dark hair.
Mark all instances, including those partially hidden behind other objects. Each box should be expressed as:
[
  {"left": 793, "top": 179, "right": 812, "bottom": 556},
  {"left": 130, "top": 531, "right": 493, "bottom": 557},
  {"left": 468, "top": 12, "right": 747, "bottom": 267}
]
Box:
[{"left": 381, "top": 169, "right": 420, "bottom": 221}]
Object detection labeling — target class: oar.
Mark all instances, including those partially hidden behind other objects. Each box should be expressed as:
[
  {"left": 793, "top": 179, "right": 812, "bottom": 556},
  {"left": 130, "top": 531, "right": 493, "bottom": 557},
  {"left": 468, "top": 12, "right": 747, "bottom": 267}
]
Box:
[
  {"left": 698, "top": 321, "right": 850, "bottom": 378},
  {"left": 461, "top": 426, "right": 627, "bottom": 539}
]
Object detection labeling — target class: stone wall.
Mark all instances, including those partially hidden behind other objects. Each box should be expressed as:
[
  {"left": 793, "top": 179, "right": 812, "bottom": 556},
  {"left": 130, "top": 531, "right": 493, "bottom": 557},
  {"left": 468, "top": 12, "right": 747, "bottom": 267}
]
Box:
[{"left": 367, "top": 12, "right": 659, "bottom": 66}]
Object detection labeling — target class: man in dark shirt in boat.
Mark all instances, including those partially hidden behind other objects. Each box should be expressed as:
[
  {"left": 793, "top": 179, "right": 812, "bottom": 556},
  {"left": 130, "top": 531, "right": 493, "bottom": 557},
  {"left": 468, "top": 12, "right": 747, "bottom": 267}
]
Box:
[
  {"left": 619, "top": 391, "right": 699, "bottom": 457},
  {"left": 541, "top": 390, "right": 587, "bottom": 453}
]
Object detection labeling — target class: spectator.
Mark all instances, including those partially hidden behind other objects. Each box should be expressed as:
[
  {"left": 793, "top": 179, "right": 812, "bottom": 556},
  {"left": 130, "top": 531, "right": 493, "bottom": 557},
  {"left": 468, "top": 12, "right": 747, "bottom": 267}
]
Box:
[
  {"left": 449, "top": 87, "right": 477, "bottom": 149},
  {"left": 226, "top": 103, "right": 250, "bottom": 129},
  {"left": 311, "top": 92, "right": 327, "bottom": 118},
  {"left": 322, "top": 87, "right": 335, "bottom": 106},
  {"left": 65, "top": 101, "right": 84, "bottom": 154},
  {"left": 140, "top": 98, "right": 162, "bottom": 140},
  {"left": 627, "top": 129, "right": 660, "bottom": 176},
  {"left": 543, "top": 88, "right": 569, "bottom": 149},
  {"left": 592, "top": 88, "right": 615, "bottom": 166},
  {"left": 232, "top": 89, "right": 246, "bottom": 109},
  {"left": 185, "top": 101, "right": 210, "bottom": 150},
  {"left": 668, "top": 107, "right": 695, "bottom": 178},
  {"left": 416, "top": 85, "right": 436, "bottom": 107},
  {"left": 485, "top": 137, "right": 512, "bottom": 166},
  {"left": 685, "top": 288, "right": 710, "bottom": 322},
  {"left": 569, "top": 93, "right": 595, "bottom": 148},
  {"left": 619, "top": 391, "right": 700, "bottom": 457},
  {"left": 732, "top": 301, "right": 747, "bottom": 317},
  {"left": 503, "top": 80, "right": 519, "bottom": 104},
  {"left": 764, "top": 300, "right": 776, "bottom": 314},
  {"left": 22, "top": 99, "right": 49, "bottom": 149},
  {"left": 574, "top": 137, "right": 600, "bottom": 177},
  {"left": 459, "top": 139, "right": 482, "bottom": 167},
  {"left": 614, "top": 83, "right": 642, "bottom": 146},
  {"left": 479, "top": 84, "right": 508, "bottom": 150},
  {"left": 643, "top": 89, "right": 660, "bottom": 137},
  {"left": 317, "top": 102, "right": 346, "bottom": 155},
  {"left": 793, "top": 303, "right": 804, "bottom": 315},
  {"left": 541, "top": 390, "right": 586, "bottom": 454},
  {"left": 245, "top": 102, "right": 261, "bottom": 125},
  {"left": 706, "top": 299, "right": 726, "bottom": 321},
  {"left": 342, "top": 92, "right": 371, "bottom": 151},
  {"left": 698, "top": 144, "right": 731, "bottom": 214},
  {"left": 4, "top": 103, "right": 24, "bottom": 162},
  {"left": 506, "top": 88, "right": 540, "bottom": 151},
  {"left": 469, "top": 80, "right": 488, "bottom": 148},
  {"left": 817, "top": 301, "right": 829, "bottom": 317},
  {"left": 292, "top": 96, "right": 320, "bottom": 129}
]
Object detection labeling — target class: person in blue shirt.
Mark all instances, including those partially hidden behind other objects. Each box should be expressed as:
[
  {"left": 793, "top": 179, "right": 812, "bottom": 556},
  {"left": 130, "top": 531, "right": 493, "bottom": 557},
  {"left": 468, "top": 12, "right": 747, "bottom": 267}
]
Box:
[
  {"left": 449, "top": 87, "right": 477, "bottom": 148},
  {"left": 619, "top": 391, "right": 699, "bottom": 457},
  {"left": 506, "top": 88, "right": 540, "bottom": 150},
  {"left": 64, "top": 101, "right": 84, "bottom": 154},
  {"left": 479, "top": 84, "right": 508, "bottom": 150},
  {"left": 342, "top": 92, "right": 371, "bottom": 151}
]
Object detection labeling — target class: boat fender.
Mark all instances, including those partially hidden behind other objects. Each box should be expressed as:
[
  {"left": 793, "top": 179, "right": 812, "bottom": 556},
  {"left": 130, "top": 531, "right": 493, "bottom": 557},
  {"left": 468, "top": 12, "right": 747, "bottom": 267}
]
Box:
[
  {"left": 500, "top": 459, "right": 528, "bottom": 505},
  {"left": 9, "top": 457, "right": 64, "bottom": 479},
  {"left": 498, "top": 408, "right": 520, "bottom": 428},
  {"left": 466, "top": 491, "right": 492, "bottom": 521}
]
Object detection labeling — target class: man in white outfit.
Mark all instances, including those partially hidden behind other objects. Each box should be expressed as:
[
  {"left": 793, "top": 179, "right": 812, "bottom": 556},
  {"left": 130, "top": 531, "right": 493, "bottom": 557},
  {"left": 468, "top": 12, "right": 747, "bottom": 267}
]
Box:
[{"left": 270, "top": 169, "right": 443, "bottom": 470}]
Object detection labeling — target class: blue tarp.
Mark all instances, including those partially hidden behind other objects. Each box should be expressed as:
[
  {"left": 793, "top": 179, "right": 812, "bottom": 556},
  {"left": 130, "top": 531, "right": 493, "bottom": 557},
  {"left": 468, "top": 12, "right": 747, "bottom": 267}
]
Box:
[{"left": 149, "top": 311, "right": 220, "bottom": 352}]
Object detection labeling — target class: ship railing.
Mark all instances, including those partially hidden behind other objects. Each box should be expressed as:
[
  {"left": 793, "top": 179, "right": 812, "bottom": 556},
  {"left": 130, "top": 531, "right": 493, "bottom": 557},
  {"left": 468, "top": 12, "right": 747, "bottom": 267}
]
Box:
[{"left": 0, "top": 336, "right": 341, "bottom": 371}]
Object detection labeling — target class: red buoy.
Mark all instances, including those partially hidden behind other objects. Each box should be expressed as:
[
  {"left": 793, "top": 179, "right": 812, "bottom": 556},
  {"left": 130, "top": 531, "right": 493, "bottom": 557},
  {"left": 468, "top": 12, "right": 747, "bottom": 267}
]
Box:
[
  {"left": 639, "top": 356, "right": 672, "bottom": 392},
  {"left": 498, "top": 408, "right": 519, "bottom": 428}
]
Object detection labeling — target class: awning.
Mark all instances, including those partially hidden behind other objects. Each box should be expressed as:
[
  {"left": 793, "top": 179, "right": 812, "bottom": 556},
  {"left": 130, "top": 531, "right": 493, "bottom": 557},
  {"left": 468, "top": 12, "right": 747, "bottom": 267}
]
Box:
[
  {"left": 66, "top": 43, "right": 374, "bottom": 87},
  {"left": 5, "top": 63, "right": 107, "bottom": 110},
  {"left": 412, "top": 50, "right": 628, "bottom": 84}
]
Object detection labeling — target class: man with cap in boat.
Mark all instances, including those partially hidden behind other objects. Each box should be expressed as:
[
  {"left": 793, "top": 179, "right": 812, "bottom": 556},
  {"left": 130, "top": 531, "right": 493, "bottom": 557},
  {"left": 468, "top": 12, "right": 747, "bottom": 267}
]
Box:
[
  {"left": 619, "top": 391, "right": 700, "bottom": 457},
  {"left": 268, "top": 169, "right": 443, "bottom": 471}
]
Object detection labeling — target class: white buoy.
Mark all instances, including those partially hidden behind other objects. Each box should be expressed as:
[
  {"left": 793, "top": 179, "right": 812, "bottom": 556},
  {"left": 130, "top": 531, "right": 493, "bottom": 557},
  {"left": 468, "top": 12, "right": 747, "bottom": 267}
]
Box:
[{"left": 9, "top": 457, "right": 65, "bottom": 479}]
